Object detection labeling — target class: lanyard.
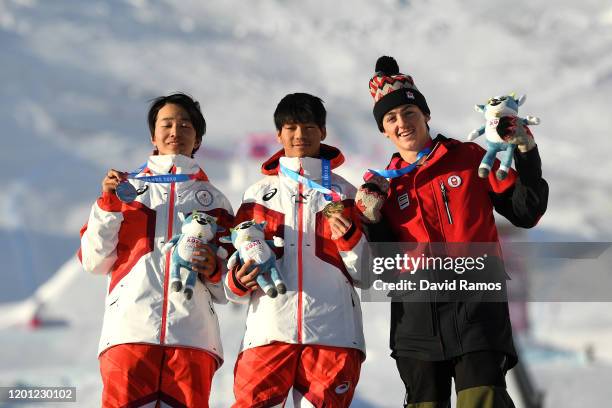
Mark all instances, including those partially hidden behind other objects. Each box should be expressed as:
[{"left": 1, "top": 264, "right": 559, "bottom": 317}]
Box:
[
  {"left": 367, "top": 147, "right": 431, "bottom": 179},
  {"left": 116, "top": 163, "right": 199, "bottom": 203},
  {"left": 127, "top": 164, "right": 198, "bottom": 183},
  {"left": 279, "top": 160, "right": 341, "bottom": 202}
]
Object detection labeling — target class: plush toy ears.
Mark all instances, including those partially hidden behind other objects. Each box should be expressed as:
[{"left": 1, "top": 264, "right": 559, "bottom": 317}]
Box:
[
  {"left": 475, "top": 104, "right": 485, "bottom": 113},
  {"left": 509, "top": 92, "right": 526, "bottom": 106},
  {"left": 219, "top": 236, "right": 232, "bottom": 244}
]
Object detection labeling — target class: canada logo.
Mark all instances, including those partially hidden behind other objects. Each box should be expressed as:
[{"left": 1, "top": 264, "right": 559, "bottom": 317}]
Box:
[{"left": 447, "top": 175, "right": 462, "bottom": 188}]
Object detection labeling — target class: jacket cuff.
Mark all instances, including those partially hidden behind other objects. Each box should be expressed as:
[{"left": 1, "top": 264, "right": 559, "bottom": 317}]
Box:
[
  {"left": 335, "top": 222, "right": 360, "bottom": 251},
  {"left": 514, "top": 145, "right": 543, "bottom": 186},
  {"left": 227, "top": 265, "right": 250, "bottom": 296},
  {"left": 201, "top": 263, "right": 222, "bottom": 284},
  {"left": 97, "top": 191, "right": 123, "bottom": 212}
]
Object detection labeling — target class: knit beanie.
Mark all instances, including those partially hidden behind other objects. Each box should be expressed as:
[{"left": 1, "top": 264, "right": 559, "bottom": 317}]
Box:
[{"left": 369, "top": 56, "right": 430, "bottom": 131}]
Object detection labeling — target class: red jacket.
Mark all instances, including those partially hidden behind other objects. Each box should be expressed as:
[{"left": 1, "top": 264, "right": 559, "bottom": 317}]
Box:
[
  {"left": 382, "top": 136, "right": 526, "bottom": 243},
  {"left": 367, "top": 134, "right": 548, "bottom": 363}
]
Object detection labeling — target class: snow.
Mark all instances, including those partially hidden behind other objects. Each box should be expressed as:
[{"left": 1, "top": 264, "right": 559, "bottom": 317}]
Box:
[{"left": 1, "top": 0, "right": 611, "bottom": 406}]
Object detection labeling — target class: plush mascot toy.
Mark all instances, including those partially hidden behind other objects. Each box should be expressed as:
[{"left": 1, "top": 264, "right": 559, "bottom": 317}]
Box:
[
  {"left": 468, "top": 93, "right": 540, "bottom": 180},
  {"left": 162, "top": 211, "right": 227, "bottom": 300},
  {"left": 220, "top": 220, "right": 286, "bottom": 298}
]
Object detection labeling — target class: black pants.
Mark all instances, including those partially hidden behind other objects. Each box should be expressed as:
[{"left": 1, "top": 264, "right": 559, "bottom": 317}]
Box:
[{"left": 396, "top": 351, "right": 511, "bottom": 406}]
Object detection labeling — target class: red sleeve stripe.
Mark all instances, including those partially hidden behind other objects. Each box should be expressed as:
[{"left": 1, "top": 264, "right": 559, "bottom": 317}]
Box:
[
  {"left": 97, "top": 192, "right": 123, "bottom": 212},
  {"left": 335, "top": 199, "right": 363, "bottom": 251},
  {"left": 227, "top": 265, "right": 250, "bottom": 296}
]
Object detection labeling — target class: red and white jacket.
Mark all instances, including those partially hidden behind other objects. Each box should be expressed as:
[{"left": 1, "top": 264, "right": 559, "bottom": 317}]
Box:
[
  {"left": 224, "top": 145, "right": 368, "bottom": 357},
  {"left": 79, "top": 154, "right": 233, "bottom": 363}
]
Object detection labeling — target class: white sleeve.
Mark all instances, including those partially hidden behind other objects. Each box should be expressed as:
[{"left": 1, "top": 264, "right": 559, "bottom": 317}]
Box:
[
  {"left": 338, "top": 234, "right": 372, "bottom": 289},
  {"left": 80, "top": 200, "right": 123, "bottom": 275}
]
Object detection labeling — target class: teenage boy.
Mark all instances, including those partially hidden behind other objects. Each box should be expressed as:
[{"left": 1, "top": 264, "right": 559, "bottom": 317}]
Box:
[
  {"left": 224, "top": 93, "right": 368, "bottom": 407},
  {"left": 357, "top": 56, "right": 549, "bottom": 407}
]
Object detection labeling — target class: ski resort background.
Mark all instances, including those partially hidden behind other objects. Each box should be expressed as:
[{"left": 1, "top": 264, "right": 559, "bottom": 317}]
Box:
[{"left": 1, "top": 0, "right": 612, "bottom": 406}]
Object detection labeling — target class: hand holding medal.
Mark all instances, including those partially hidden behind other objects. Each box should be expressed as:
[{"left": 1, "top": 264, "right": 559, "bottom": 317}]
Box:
[
  {"left": 103, "top": 164, "right": 202, "bottom": 203},
  {"left": 279, "top": 159, "right": 351, "bottom": 239},
  {"left": 322, "top": 201, "right": 345, "bottom": 218},
  {"left": 102, "top": 169, "right": 129, "bottom": 196},
  {"left": 102, "top": 168, "right": 141, "bottom": 203}
]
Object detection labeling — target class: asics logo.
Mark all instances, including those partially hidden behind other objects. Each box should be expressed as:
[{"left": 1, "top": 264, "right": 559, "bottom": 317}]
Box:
[{"left": 263, "top": 188, "right": 277, "bottom": 201}]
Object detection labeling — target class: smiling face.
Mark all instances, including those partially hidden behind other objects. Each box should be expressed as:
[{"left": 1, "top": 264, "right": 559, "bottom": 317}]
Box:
[
  {"left": 381, "top": 104, "right": 431, "bottom": 158},
  {"left": 151, "top": 103, "right": 200, "bottom": 156},
  {"left": 277, "top": 122, "right": 326, "bottom": 158}
]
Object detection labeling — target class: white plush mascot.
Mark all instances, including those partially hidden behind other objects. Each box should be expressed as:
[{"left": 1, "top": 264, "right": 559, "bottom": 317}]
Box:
[
  {"left": 468, "top": 93, "right": 540, "bottom": 180},
  {"left": 162, "top": 211, "right": 227, "bottom": 300}
]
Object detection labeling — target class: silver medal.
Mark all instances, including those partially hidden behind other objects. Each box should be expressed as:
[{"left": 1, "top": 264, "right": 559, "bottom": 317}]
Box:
[{"left": 116, "top": 181, "right": 138, "bottom": 203}]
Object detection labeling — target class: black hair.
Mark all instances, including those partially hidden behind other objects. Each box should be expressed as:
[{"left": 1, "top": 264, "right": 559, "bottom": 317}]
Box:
[
  {"left": 273, "top": 93, "right": 326, "bottom": 131},
  {"left": 147, "top": 92, "right": 206, "bottom": 156}
]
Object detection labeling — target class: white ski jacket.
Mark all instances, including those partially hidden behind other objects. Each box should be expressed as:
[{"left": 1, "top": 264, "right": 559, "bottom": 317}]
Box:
[
  {"left": 79, "top": 154, "right": 233, "bottom": 363},
  {"left": 224, "top": 145, "right": 368, "bottom": 357}
]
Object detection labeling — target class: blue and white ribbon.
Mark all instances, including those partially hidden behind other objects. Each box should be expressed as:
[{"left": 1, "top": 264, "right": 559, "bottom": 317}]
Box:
[
  {"left": 280, "top": 160, "right": 341, "bottom": 202},
  {"left": 367, "top": 147, "right": 431, "bottom": 179}
]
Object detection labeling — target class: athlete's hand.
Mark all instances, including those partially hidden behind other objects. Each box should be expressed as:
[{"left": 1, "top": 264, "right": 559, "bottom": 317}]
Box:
[
  {"left": 234, "top": 259, "right": 260, "bottom": 290},
  {"left": 355, "top": 172, "right": 389, "bottom": 224},
  {"left": 328, "top": 213, "right": 353, "bottom": 240},
  {"left": 191, "top": 243, "right": 218, "bottom": 278},
  {"left": 497, "top": 116, "right": 536, "bottom": 153},
  {"left": 102, "top": 169, "right": 128, "bottom": 193}
]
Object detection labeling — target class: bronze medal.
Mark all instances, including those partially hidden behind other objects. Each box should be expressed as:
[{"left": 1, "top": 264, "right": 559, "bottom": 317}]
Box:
[{"left": 323, "top": 201, "right": 344, "bottom": 218}]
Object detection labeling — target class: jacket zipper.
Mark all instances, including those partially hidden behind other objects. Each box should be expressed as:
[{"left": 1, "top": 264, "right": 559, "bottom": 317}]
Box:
[
  {"left": 297, "top": 167, "right": 304, "bottom": 343},
  {"left": 160, "top": 166, "right": 177, "bottom": 344},
  {"left": 439, "top": 181, "right": 453, "bottom": 225}
]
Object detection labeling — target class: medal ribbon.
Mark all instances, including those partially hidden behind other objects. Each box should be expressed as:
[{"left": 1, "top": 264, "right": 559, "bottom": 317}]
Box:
[
  {"left": 367, "top": 147, "right": 431, "bottom": 179},
  {"left": 280, "top": 160, "right": 341, "bottom": 202},
  {"left": 127, "top": 164, "right": 199, "bottom": 183}
]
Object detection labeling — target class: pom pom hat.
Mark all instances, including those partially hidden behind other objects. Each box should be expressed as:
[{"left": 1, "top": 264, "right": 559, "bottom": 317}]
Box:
[{"left": 369, "top": 56, "right": 430, "bottom": 131}]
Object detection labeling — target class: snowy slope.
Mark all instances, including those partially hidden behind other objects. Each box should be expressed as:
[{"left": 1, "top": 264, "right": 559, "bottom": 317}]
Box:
[{"left": 1, "top": 0, "right": 612, "bottom": 406}]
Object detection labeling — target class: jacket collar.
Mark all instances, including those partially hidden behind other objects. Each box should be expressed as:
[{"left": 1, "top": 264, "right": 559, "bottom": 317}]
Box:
[
  {"left": 261, "top": 144, "right": 345, "bottom": 178},
  {"left": 145, "top": 154, "right": 209, "bottom": 181},
  {"left": 386, "top": 134, "right": 459, "bottom": 170}
]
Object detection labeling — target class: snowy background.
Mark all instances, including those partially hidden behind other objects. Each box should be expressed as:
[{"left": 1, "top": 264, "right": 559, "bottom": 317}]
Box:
[{"left": 1, "top": 0, "right": 612, "bottom": 406}]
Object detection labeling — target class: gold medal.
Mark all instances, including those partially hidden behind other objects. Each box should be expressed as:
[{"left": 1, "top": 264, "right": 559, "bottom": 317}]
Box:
[{"left": 323, "top": 201, "right": 344, "bottom": 218}]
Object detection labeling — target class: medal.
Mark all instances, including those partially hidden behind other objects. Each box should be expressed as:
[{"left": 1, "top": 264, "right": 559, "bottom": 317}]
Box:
[
  {"left": 367, "top": 147, "right": 431, "bottom": 179},
  {"left": 323, "top": 201, "right": 345, "bottom": 218},
  {"left": 114, "top": 162, "right": 201, "bottom": 203},
  {"left": 115, "top": 181, "right": 138, "bottom": 203},
  {"left": 279, "top": 159, "right": 345, "bottom": 218}
]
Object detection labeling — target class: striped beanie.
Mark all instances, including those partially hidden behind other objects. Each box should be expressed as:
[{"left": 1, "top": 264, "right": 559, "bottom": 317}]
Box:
[{"left": 369, "top": 56, "right": 430, "bottom": 131}]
